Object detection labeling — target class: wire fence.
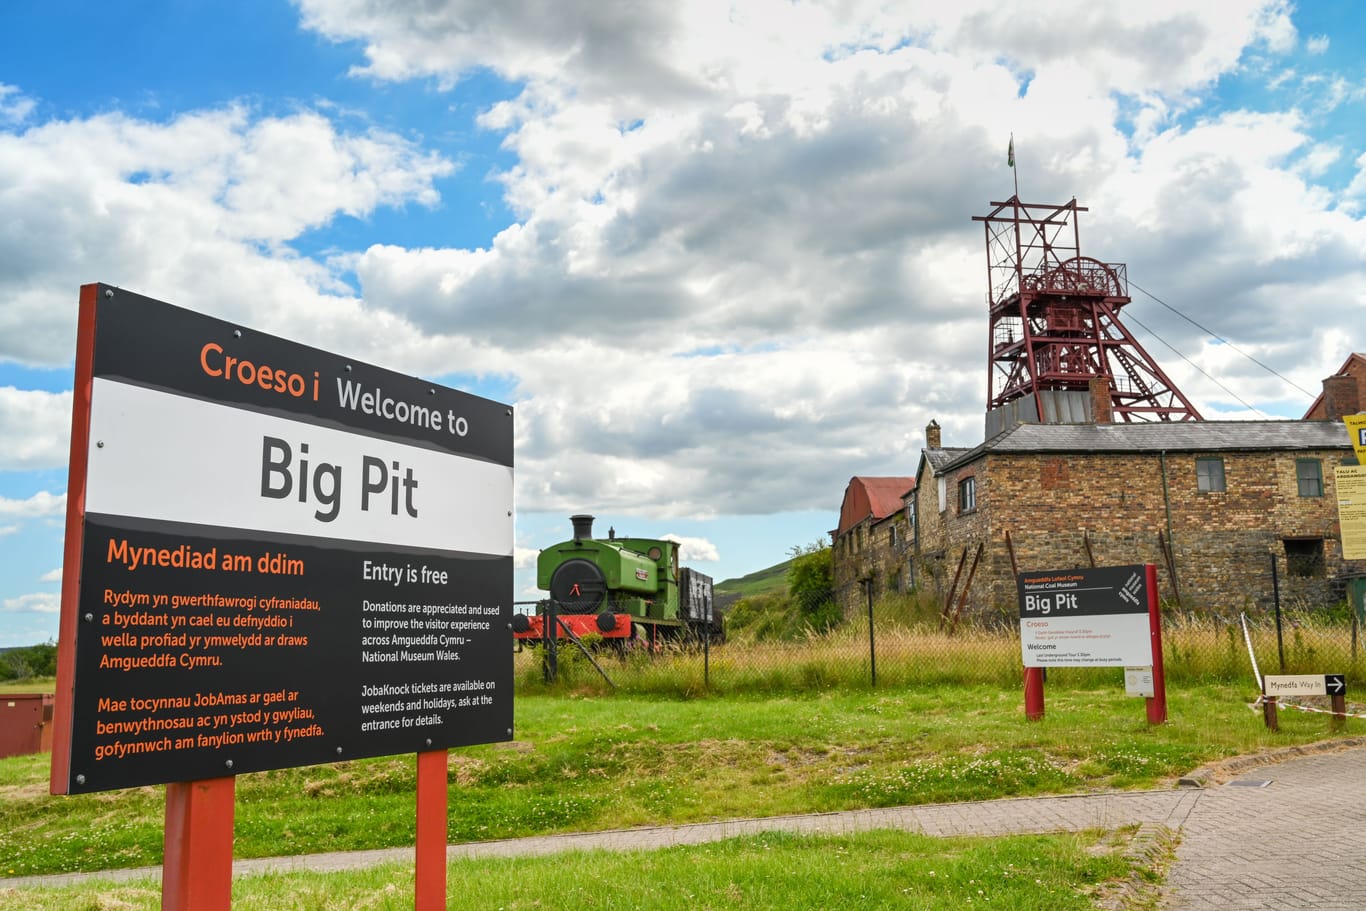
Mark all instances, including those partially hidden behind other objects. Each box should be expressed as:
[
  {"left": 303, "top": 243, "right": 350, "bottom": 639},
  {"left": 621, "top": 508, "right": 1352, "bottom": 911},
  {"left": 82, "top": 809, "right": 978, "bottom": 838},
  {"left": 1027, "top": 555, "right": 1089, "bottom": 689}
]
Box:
[{"left": 512, "top": 580, "right": 1366, "bottom": 698}]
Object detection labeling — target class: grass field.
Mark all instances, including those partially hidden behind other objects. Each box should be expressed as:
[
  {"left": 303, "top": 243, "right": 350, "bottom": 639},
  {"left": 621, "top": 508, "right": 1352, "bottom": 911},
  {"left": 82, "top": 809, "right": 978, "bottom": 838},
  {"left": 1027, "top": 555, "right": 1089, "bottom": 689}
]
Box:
[
  {"left": 1, "top": 683, "right": 1357, "bottom": 883},
  {"left": 713, "top": 560, "right": 791, "bottom": 599},
  {"left": 0, "top": 829, "right": 1151, "bottom": 910},
  {"left": 4, "top": 611, "right": 1361, "bottom": 908},
  {"left": 0, "top": 679, "right": 54, "bottom": 695}
]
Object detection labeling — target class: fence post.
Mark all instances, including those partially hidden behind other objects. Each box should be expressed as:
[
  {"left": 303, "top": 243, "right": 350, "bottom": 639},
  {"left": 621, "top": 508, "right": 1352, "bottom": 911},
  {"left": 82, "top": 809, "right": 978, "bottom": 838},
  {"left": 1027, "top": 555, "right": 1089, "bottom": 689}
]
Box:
[
  {"left": 865, "top": 580, "right": 876, "bottom": 688},
  {"left": 1270, "top": 553, "right": 1285, "bottom": 672},
  {"left": 704, "top": 612, "right": 711, "bottom": 690},
  {"left": 543, "top": 599, "right": 559, "bottom": 683}
]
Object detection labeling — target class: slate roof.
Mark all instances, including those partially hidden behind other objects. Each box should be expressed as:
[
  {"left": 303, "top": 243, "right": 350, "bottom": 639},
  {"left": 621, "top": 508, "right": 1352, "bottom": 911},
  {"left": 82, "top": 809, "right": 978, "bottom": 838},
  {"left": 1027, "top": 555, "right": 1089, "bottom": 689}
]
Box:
[
  {"left": 938, "top": 420, "right": 1349, "bottom": 472},
  {"left": 924, "top": 448, "right": 972, "bottom": 472}
]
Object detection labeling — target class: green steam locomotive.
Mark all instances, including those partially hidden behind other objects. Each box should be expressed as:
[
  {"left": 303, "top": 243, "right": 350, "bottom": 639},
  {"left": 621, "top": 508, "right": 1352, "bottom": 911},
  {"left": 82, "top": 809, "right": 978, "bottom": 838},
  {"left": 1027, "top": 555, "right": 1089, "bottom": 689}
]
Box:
[{"left": 512, "top": 515, "right": 719, "bottom": 647}]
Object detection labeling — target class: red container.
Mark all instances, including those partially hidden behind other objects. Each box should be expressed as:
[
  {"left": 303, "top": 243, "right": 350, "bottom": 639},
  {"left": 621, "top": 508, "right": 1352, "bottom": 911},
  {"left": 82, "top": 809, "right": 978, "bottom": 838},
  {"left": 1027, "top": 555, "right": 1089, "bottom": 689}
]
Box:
[{"left": 0, "top": 693, "right": 54, "bottom": 758}]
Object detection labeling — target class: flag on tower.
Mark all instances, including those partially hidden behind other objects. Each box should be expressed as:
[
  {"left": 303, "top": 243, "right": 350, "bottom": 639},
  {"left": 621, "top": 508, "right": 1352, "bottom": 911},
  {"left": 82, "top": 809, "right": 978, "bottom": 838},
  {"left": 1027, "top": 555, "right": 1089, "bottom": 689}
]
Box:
[{"left": 1007, "top": 136, "right": 1015, "bottom": 168}]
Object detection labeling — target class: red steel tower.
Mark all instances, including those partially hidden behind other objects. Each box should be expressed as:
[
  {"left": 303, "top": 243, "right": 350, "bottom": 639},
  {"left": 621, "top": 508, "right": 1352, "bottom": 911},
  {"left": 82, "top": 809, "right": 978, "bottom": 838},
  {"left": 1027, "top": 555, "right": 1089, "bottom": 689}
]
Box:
[{"left": 973, "top": 197, "right": 1201, "bottom": 422}]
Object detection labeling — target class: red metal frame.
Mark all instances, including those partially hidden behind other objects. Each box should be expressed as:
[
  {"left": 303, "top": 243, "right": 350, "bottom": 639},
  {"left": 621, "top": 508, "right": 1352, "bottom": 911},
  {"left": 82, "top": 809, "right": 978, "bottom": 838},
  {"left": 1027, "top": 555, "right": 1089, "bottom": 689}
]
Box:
[
  {"left": 973, "top": 197, "right": 1201, "bottom": 422},
  {"left": 50, "top": 283, "right": 100, "bottom": 795},
  {"left": 512, "top": 612, "right": 634, "bottom": 640}
]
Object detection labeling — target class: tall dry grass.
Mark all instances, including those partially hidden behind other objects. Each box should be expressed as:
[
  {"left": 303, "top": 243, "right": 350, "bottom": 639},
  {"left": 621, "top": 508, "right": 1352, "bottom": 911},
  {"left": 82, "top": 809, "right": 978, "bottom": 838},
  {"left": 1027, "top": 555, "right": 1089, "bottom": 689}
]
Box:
[{"left": 514, "top": 596, "right": 1366, "bottom": 697}]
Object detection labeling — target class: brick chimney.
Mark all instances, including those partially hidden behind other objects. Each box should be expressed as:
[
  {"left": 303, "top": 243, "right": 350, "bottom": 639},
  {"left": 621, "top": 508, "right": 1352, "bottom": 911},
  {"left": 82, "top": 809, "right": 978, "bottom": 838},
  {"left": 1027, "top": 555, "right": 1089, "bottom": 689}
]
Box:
[
  {"left": 1089, "top": 376, "right": 1114, "bottom": 424},
  {"left": 926, "top": 420, "right": 941, "bottom": 449},
  {"left": 1320, "top": 374, "right": 1361, "bottom": 422}
]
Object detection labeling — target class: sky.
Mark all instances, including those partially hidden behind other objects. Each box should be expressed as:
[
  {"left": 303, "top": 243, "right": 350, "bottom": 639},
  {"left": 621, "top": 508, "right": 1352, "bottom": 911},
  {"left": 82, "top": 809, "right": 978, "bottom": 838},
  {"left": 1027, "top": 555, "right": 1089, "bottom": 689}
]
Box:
[{"left": 2, "top": 0, "right": 1364, "bottom": 647}]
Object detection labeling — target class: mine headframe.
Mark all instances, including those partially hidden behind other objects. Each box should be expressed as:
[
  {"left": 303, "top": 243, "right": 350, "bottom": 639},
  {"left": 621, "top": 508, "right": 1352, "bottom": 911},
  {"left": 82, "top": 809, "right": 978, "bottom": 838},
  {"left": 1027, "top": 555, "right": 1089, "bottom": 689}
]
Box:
[{"left": 973, "top": 196, "right": 1201, "bottom": 423}]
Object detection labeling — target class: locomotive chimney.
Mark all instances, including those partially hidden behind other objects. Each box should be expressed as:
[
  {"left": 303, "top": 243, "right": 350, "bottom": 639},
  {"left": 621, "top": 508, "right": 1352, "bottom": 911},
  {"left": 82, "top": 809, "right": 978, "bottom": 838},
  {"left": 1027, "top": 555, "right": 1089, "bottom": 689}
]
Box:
[{"left": 570, "top": 514, "right": 595, "bottom": 542}]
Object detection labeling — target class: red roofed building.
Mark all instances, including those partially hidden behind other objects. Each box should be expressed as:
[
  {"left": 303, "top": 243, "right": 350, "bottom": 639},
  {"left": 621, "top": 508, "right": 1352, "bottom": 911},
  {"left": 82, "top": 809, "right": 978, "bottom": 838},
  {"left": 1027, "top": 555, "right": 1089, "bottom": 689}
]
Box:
[
  {"left": 1303, "top": 353, "right": 1366, "bottom": 421},
  {"left": 832, "top": 475, "right": 916, "bottom": 601}
]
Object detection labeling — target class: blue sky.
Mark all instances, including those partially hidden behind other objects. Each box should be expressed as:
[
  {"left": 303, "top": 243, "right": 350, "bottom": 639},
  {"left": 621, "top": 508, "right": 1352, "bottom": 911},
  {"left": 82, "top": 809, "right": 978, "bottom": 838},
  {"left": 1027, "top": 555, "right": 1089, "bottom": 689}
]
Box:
[{"left": 2, "top": 1, "right": 1364, "bottom": 646}]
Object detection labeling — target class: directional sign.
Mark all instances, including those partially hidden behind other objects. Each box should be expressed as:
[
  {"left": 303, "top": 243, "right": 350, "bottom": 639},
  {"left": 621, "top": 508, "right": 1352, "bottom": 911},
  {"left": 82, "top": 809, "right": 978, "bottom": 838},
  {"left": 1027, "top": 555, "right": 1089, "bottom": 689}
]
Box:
[{"left": 1262, "top": 674, "right": 1347, "bottom": 697}]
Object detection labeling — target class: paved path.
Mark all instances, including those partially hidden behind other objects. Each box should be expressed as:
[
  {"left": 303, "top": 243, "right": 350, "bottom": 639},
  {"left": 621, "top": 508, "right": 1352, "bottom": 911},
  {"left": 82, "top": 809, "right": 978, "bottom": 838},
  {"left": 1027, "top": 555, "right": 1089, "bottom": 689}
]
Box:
[
  {"left": 6, "top": 739, "right": 1366, "bottom": 908},
  {"left": 1160, "top": 740, "right": 1366, "bottom": 910}
]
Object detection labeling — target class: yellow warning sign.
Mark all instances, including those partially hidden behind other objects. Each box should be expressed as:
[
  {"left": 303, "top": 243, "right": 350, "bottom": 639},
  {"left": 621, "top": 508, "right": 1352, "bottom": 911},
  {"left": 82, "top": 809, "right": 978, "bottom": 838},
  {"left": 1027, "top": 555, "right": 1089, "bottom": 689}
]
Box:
[
  {"left": 1344, "top": 413, "right": 1366, "bottom": 466},
  {"left": 1337, "top": 464, "right": 1366, "bottom": 560}
]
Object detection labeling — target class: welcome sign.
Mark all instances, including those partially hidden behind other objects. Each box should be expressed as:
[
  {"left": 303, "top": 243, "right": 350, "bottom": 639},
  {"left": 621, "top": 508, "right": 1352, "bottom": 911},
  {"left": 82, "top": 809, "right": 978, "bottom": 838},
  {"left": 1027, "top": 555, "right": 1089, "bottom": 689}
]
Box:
[{"left": 52, "top": 285, "right": 514, "bottom": 794}]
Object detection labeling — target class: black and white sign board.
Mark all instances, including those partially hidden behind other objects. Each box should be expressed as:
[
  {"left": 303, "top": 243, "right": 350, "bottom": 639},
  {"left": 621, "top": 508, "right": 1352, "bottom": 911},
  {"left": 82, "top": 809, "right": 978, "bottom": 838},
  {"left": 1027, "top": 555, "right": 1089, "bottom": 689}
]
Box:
[
  {"left": 1018, "top": 565, "right": 1154, "bottom": 668},
  {"left": 1262, "top": 674, "right": 1346, "bottom": 697},
  {"left": 53, "top": 285, "right": 514, "bottom": 794}
]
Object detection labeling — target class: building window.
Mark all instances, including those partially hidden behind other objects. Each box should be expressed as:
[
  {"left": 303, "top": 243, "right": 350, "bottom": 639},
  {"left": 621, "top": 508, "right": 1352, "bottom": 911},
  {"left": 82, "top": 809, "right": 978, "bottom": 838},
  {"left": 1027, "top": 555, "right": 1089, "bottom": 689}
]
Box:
[
  {"left": 1296, "top": 459, "right": 1323, "bottom": 497},
  {"left": 958, "top": 476, "right": 976, "bottom": 513},
  {"left": 888, "top": 525, "right": 898, "bottom": 549},
  {"left": 907, "top": 499, "right": 918, "bottom": 548},
  {"left": 1196, "top": 457, "right": 1225, "bottom": 493},
  {"left": 1284, "top": 538, "right": 1325, "bottom": 578}
]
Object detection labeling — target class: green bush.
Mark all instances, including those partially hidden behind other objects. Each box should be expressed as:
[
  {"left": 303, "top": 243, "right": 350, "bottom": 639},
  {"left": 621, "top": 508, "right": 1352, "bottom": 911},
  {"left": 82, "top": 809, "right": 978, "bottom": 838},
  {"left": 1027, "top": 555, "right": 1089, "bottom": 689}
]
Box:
[{"left": 0, "top": 642, "right": 57, "bottom": 681}]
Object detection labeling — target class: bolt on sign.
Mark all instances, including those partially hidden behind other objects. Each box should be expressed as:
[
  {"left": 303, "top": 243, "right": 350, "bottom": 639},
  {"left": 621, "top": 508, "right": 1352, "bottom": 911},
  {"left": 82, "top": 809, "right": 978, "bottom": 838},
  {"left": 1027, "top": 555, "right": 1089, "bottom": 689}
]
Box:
[{"left": 51, "top": 285, "right": 514, "bottom": 794}]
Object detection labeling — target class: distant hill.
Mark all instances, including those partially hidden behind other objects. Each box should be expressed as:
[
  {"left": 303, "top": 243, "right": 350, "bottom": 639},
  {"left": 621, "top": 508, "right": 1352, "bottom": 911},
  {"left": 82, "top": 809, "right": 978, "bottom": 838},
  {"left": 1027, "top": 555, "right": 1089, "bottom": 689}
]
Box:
[{"left": 714, "top": 559, "right": 790, "bottom": 610}]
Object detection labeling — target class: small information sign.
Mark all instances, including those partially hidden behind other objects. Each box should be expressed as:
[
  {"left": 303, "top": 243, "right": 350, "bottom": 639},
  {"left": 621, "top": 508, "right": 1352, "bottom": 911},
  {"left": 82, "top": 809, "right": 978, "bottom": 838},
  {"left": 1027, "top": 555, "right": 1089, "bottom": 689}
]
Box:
[{"left": 1124, "top": 667, "right": 1155, "bottom": 698}]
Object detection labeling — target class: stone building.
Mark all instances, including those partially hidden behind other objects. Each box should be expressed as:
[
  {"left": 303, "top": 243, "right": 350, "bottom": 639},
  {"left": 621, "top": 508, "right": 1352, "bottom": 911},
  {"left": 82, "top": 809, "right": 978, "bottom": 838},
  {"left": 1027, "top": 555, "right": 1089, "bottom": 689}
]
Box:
[
  {"left": 910, "top": 386, "right": 1365, "bottom": 619},
  {"left": 832, "top": 475, "right": 915, "bottom": 605}
]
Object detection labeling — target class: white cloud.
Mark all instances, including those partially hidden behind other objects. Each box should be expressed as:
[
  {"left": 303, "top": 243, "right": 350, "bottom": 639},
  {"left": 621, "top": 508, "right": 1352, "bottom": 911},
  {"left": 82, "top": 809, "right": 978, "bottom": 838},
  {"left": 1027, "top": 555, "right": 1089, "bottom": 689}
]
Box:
[
  {"left": 1306, "top": 35, "right": 1329, "bottom": 55},
  {"left": 0, "top": 84, "right": 35, "bottom": 124},
  {"left": 1345, "top": 150, "right": 1366, "bottom": 207},
  {"left": 303, "top": 0, "right": 1354, "bottom": 522},
  {"left": 0, "top": 387, "right": 71, "bottom": 470},
  {"left": 0, "top": 105, "right": 453, "bottom": 369},
  {"left": 661, "top": 533, "right": 719, "bottom": 564},
  {"left": 0, "top": 490, "right": 66, "bottom": 519},
  {"left": 39, "top": 568, "right": 62, "bottom": 583},
  {"left": 3, "top": 591, "right": 59, "bottom": 614},
  {"left": 4, "top": 0, "right": 1360, "bottom": 554}
]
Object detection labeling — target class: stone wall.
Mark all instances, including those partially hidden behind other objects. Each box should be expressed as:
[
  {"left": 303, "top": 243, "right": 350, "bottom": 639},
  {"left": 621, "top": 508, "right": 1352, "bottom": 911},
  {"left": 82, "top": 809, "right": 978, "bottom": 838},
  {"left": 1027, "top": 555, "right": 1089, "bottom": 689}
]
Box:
[
  {"left": 833, "top": 512, "right": 911, "bottom": 611},
  {"left": 912, "top": 447, "right": 1363, "bottom": 618}
]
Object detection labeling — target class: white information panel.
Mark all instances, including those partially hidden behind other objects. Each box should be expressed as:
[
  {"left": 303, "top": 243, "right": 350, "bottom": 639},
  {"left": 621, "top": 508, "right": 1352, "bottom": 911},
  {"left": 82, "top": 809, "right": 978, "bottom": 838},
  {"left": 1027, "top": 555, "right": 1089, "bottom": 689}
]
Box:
[{"left": 1018, "top": 566, "right": 1154, "bottom": 668}]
